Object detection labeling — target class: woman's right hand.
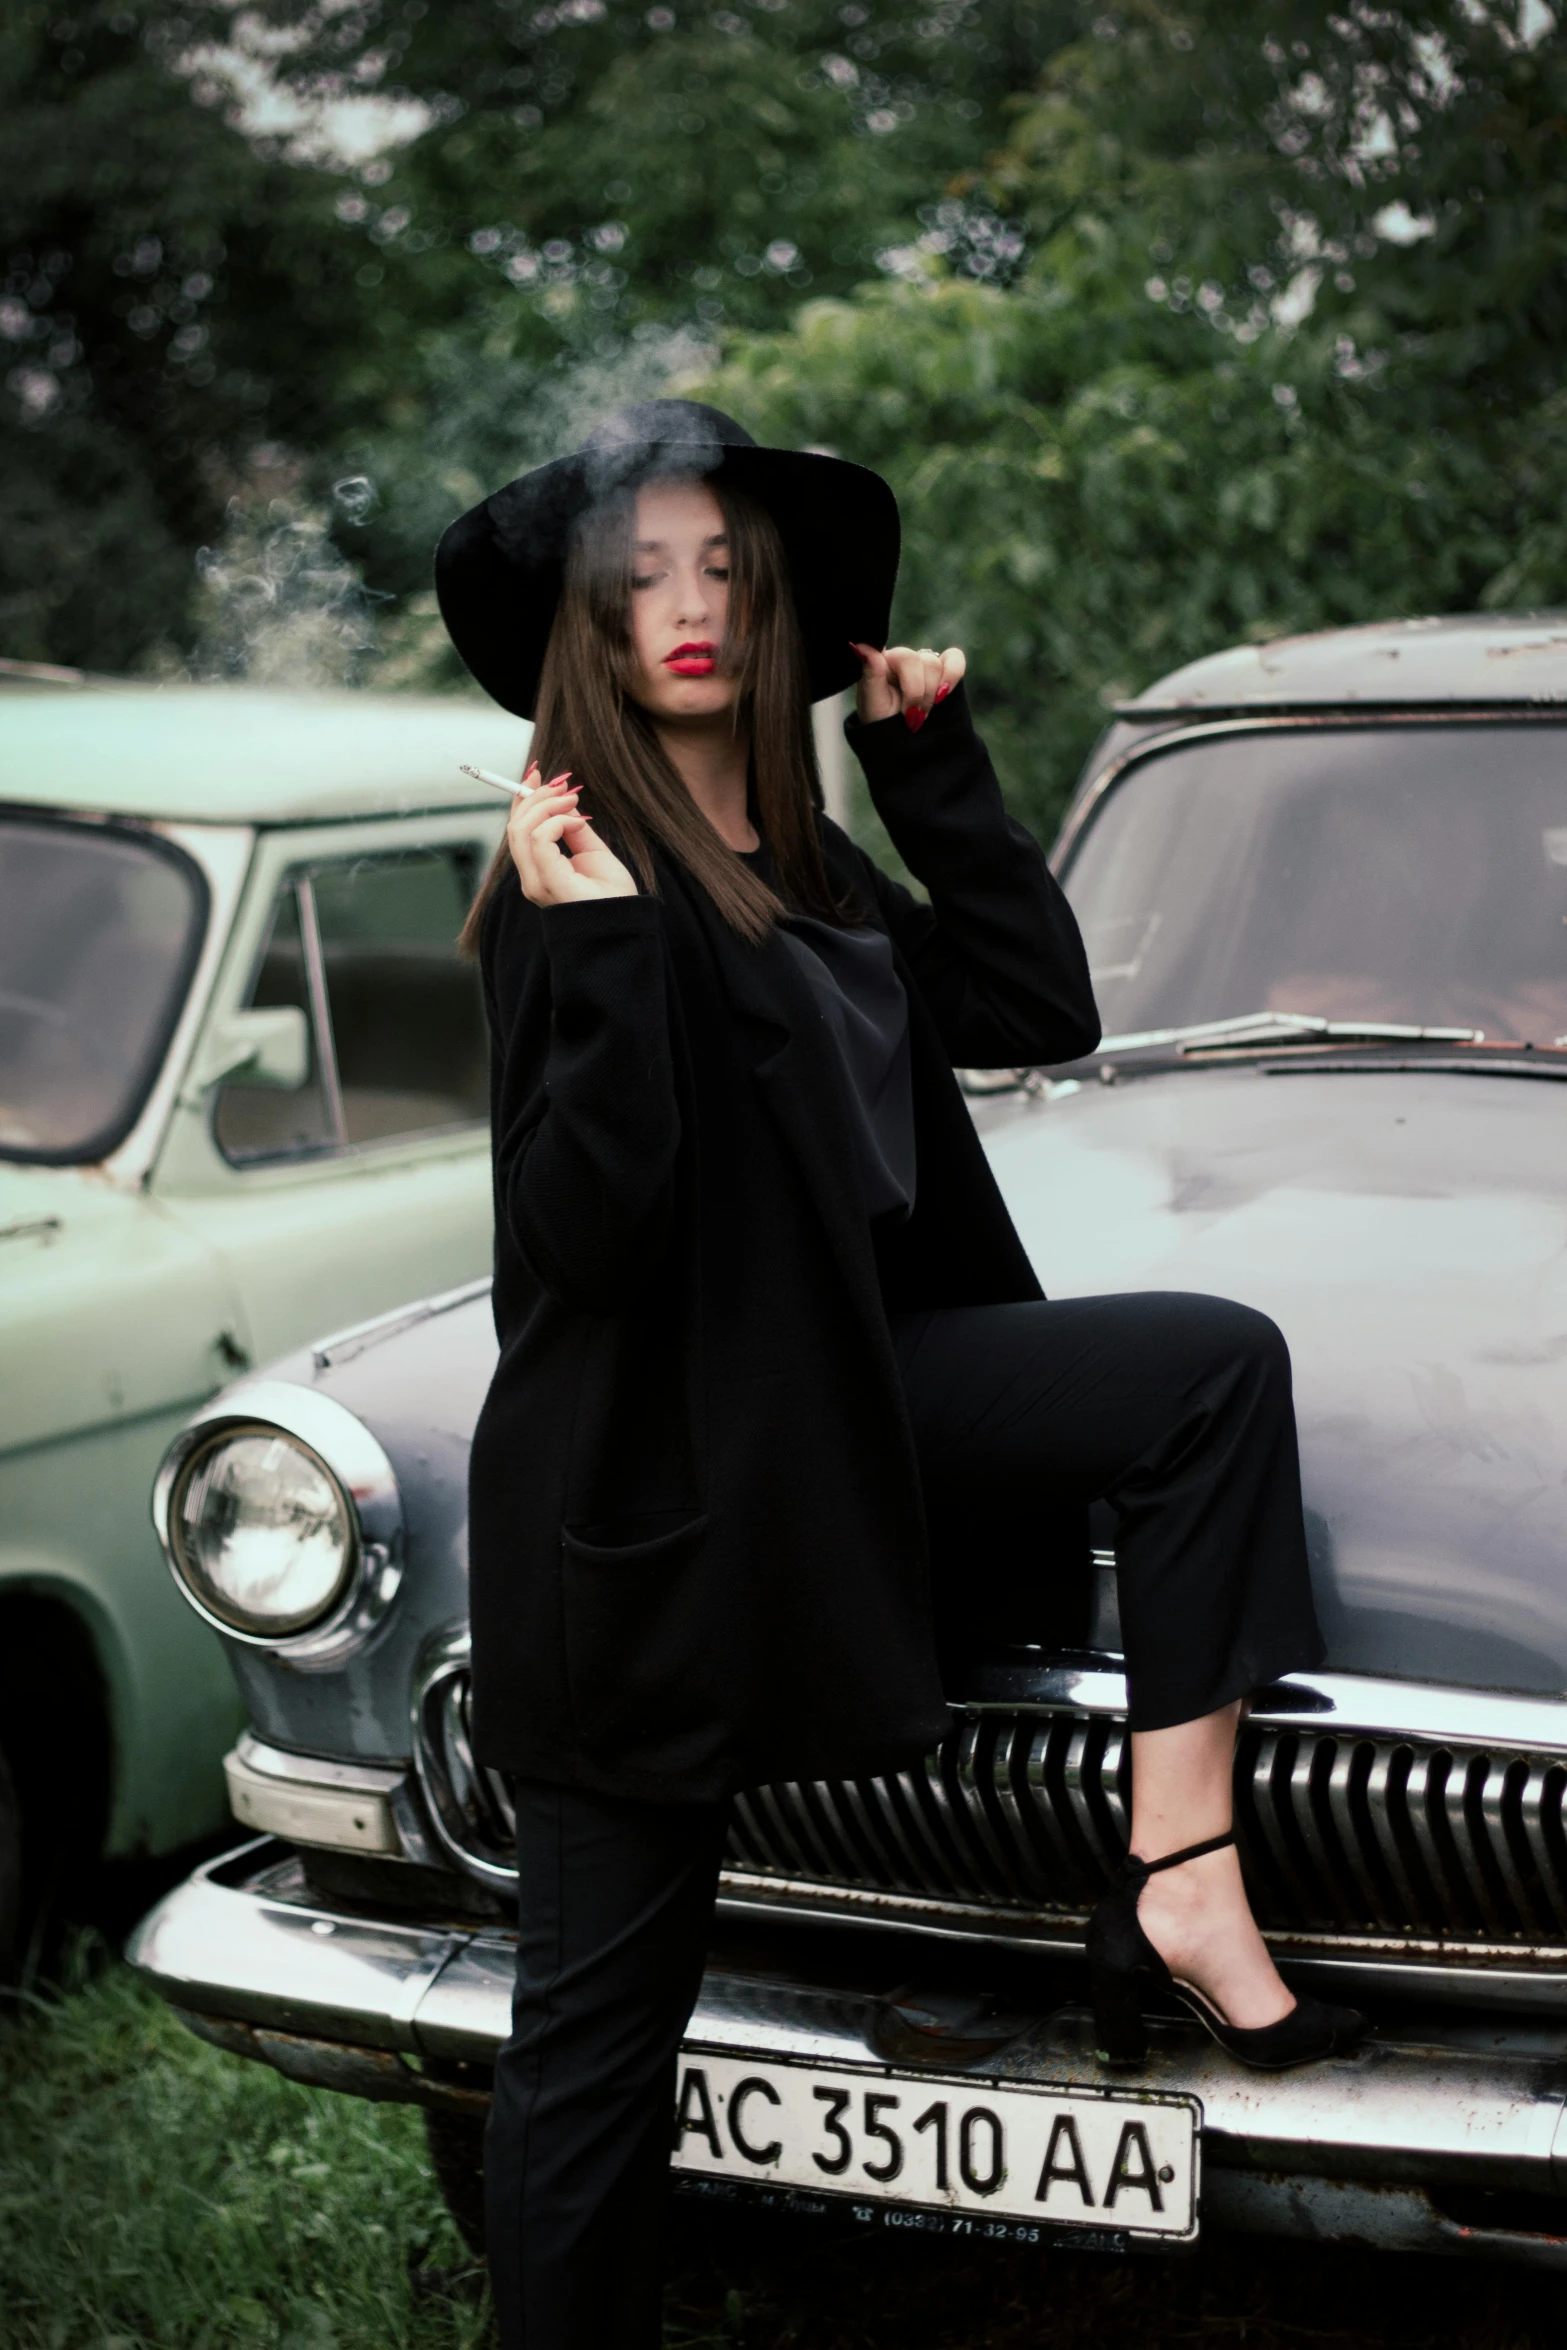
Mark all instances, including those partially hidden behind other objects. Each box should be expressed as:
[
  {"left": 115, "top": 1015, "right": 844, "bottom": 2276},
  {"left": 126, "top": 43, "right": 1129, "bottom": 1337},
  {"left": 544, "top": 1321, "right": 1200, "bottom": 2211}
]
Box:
[
  {"left": 506, "top": 766, "right": 638, "bottom": 907},
  {"left": 850, "top": 642, "right": 966, "bottom": 731}
]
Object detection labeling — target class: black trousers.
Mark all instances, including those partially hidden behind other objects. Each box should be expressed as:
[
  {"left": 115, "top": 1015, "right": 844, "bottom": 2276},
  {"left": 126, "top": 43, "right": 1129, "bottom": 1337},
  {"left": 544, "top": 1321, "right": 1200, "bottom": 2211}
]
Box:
[{"left": 485, "top": 1292, "right": 1322, "bottom": 2346}]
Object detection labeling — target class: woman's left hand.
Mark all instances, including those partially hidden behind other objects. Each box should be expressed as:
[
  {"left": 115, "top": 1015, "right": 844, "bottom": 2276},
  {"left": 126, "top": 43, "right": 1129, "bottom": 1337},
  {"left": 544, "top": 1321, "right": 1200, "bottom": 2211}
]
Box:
[{"left": 850, "top": 641, "right": 966, "bottom": 732}]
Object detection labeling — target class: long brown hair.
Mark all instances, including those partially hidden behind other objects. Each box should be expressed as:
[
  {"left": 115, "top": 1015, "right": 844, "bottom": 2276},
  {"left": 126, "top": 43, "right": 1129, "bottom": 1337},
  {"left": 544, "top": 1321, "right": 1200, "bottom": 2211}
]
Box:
[{"left": 458, "top": 472, "right": 848, "bottom": 956}]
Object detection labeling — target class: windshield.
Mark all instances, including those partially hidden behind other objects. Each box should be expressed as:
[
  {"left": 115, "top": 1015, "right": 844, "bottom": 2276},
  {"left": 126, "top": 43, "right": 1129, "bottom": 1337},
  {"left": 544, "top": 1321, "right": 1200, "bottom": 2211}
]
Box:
[
  {"left": 0, "top": 816, "right": 206, "bottom": 1162},
  {"left": 1063, "top": 724, "right": 1567, "bottom": 1049}
]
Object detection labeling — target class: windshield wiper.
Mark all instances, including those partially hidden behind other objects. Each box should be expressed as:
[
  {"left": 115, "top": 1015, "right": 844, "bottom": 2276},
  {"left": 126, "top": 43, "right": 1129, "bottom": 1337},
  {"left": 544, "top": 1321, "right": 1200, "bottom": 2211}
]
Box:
[
  {"left": 1097, "top": 1012, "right": 1487, "bottom": 1055},
  {"left": 966, "top": 1013, "right": 1539, "bottom": 1100}
]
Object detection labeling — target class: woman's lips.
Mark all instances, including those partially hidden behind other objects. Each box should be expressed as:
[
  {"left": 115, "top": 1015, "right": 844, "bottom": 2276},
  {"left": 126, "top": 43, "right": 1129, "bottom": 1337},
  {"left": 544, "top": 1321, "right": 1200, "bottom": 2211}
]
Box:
[{"left": 665, "top": 642, "right": 718, "bottom": 676}]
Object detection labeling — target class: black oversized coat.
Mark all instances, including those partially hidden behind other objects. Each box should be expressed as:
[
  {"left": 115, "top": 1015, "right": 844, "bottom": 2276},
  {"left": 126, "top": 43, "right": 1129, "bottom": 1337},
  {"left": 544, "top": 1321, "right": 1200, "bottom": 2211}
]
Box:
[{"left": 468, "top": 685, "right": 1100, "bottom": 1802}]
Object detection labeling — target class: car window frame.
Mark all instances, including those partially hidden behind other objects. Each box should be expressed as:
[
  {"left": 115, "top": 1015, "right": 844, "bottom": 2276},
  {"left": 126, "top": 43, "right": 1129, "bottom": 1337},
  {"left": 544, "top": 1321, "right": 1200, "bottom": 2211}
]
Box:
[
  {"left": 0, "top": 807, "right": 212, "bottom": 1170},
  {"left": 211, "top": 824, "right": 496, "bottom": 1173}
]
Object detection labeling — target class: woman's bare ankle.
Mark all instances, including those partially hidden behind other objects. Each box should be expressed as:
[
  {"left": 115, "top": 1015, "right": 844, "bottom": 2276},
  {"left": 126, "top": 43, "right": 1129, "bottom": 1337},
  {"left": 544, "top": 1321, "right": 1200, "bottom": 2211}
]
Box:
[
  {"left": 1134, "top": 1849, "right": 1296, "bottom": 2030},
  {"left": 1125, "top": 1704, "right": 1294, "bottom": 2027}
]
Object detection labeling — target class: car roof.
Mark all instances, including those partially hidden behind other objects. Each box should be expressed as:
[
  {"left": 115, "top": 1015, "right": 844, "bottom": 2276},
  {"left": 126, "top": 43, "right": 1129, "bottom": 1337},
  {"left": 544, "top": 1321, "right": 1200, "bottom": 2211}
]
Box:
[
  {"left": 1, "top": 681, "right": 533, "bottom": 825},
  {"left": 1123, "top": 613, "right": 1567, "bottom": 715}
]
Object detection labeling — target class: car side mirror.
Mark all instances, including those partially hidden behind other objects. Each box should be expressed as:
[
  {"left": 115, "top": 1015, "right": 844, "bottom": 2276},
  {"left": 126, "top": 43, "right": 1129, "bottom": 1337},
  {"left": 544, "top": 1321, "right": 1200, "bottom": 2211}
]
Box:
[{"left": 187, "top": 1006, "right": 311, "bottom": 1098}]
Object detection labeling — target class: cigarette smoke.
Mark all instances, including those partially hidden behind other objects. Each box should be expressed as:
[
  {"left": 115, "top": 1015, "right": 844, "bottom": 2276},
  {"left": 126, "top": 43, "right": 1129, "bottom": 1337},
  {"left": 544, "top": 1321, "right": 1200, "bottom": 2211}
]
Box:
[
  {"left": 178, "top": 323, "right": 713, "bottom": 693},
  {"left": 186, "top": 493, "right": 383, "bottom": 689},
  {"left": 495, "top": 324, "right": 715, "bottom": 478}
]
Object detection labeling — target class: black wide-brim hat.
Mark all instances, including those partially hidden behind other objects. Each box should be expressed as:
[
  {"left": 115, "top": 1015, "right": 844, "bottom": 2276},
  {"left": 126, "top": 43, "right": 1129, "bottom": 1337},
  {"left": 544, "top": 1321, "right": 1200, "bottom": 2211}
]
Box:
[{"left": 434, "top": 398, "right": 899, "bottom": 717}]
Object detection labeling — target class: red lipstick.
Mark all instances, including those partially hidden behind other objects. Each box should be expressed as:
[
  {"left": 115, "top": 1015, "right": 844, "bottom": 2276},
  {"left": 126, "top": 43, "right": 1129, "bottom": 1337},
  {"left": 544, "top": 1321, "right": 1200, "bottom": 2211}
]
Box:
[{"left": 665, "top": 640, "right": 718, "bottom": 676}]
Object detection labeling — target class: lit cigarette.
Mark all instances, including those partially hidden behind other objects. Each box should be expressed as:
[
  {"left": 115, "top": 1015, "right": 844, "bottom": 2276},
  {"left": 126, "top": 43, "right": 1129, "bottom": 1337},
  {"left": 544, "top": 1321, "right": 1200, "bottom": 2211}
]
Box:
[{"left": 460, "top": 763, "right": 534, "bottom": 796}]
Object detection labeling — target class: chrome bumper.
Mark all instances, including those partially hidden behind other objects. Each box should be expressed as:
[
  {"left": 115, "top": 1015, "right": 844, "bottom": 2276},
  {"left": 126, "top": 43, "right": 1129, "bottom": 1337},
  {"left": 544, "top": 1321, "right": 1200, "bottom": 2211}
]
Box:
[{"left": 130, "top": 1840, "right": 1567, "bottom": 2266}]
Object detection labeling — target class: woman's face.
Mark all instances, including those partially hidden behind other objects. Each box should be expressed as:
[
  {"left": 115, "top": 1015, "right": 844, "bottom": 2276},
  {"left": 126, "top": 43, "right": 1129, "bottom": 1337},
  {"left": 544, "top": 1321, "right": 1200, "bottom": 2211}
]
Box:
[{"left": 626, "top": 478, "right": 740, "bottom": 723}]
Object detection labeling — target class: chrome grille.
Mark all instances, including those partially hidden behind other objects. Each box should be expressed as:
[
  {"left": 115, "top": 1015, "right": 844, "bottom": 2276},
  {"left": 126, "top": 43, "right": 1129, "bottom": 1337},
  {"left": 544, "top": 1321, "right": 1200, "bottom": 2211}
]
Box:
[
  {"left": 726, "top": 1717, "right": 1567, "bottom": 1950},
  {"left": 412, "top": 1646, "right": 1567, "bottom": 1976},
  {"left": 1234, "top": 1729, "right": 1567, "bottom": 1943},
  {"left": 730, "top": 1710, "right": 1132, "bottom": 1912},
  {"left": 413, "top": 1635, "right": 516, "bottom": 1889}
]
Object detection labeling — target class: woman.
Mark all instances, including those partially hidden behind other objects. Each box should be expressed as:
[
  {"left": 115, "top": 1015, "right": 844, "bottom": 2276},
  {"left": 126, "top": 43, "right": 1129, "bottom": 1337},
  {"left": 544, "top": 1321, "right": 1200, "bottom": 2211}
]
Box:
[{"left": 435, "top": 400, "right": 1362, "bottom": 2349}]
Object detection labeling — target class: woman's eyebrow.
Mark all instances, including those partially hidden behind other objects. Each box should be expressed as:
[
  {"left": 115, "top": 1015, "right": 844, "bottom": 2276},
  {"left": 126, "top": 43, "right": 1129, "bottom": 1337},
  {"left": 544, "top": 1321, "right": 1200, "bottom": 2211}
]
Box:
[{"left": 631, "top": 531, "right": 731, "bottom": 554}]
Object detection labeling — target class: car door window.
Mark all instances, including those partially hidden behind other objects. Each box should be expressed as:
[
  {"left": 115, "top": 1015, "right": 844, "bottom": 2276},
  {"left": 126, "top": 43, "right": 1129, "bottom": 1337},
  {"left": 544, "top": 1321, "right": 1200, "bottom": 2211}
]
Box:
[
  {"left": 0, "top": 814, "right": 206, "bottom": 1164},
  {"left": 212, "top": 884, "right": 338, "bottom": 1162},
  {"left": 214, "top": 846, "right": 488, "bottom": 1164}
]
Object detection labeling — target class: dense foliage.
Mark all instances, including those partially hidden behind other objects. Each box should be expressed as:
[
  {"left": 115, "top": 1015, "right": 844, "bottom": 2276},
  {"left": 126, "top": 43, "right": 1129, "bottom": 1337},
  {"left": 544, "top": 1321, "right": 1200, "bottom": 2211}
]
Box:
[
  {"left": 172, "top": 0, "right": 1073, "bottom": 329},
  {"left": 4, "top": 0, "right": 1567, "bottom": 830},
  {"left": 706, "top": 0, "right": 1567, "bottom": 827},
  {"left": 0, "top": 3, "right": 374, "bottom": 668},
  {"left": 1, "top": 0, "right": 1074, "bottom": 670}
]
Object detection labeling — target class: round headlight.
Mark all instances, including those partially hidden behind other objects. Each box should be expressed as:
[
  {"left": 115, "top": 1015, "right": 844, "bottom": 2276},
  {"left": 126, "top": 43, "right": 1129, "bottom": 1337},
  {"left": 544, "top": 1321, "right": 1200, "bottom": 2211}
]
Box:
[{"left": 170, "top": 1426, "right": 356, "bottom": 1636}]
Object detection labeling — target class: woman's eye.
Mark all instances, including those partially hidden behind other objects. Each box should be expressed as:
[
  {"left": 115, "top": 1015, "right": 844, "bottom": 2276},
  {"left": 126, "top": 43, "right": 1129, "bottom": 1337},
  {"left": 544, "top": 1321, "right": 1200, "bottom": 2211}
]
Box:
[
  {"left": 706, "top": 565, "right": 730, "bottom": 582},
  {"left": 632, "top": 572, "right": 659, "bottom": 590}
]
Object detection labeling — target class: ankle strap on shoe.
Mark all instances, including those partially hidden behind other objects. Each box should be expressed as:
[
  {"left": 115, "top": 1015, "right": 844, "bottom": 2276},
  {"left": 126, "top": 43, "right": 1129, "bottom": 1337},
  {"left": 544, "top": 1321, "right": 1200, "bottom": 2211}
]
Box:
[{"left": 1131, "top": 1830, "right": 1235, "bottom": 1878}]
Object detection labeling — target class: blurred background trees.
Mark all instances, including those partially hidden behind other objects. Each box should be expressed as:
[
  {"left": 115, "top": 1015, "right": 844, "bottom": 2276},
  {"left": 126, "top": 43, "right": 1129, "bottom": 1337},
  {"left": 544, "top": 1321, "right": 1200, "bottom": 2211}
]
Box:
[
  {"left": 711, "top": 0, "right": 1567, "bottom": 814},
  {"left": 4, "top": 0, "right": 1565, "bottom": 829},
  {"left": 0, "top": 5, "right": 372, "bottom": 669}
]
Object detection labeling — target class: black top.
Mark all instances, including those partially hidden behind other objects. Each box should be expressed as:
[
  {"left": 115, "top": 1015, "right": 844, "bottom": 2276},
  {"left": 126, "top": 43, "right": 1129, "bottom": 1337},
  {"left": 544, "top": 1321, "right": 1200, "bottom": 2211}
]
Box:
[
  {"left": 470, "top": 683, "right": 1101, "bottom": 1802},
  {"left": 741, "top": 843, "right": 916, "bottom": 1223}
]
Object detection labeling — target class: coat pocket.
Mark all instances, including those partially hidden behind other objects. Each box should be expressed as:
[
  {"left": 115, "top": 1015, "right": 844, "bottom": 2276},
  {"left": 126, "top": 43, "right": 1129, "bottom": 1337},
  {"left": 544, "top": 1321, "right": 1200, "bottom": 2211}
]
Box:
[
  {"left": 558, "top": 1512, "right": 717, "bottom": 1771},
  {"left": 561, "top": 1511, "right": 711, "bottom": 1569}
]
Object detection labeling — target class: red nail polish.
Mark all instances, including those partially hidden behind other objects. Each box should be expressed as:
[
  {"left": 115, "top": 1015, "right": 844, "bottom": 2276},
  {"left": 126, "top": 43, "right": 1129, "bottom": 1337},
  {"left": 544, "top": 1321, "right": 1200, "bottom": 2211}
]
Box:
[
  {"left": 904, "top": 707, "right": 926, "bottom": 732},
  {"left": 934, "top": 682, "right": 951, "bottom": 703}
]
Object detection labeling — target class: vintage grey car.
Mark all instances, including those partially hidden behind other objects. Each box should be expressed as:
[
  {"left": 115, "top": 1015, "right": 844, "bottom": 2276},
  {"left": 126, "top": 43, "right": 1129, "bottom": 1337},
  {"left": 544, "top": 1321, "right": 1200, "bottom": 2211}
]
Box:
[{"left": 133, "top": 615, "right": 1567, "bottom": 2268}]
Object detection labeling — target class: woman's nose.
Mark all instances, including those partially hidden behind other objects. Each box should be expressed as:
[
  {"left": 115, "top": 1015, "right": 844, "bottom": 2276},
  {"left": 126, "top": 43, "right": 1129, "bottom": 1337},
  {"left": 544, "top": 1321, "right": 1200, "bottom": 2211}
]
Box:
[{"left": 672, "top": 569, "right": 710, "bottom": 625}]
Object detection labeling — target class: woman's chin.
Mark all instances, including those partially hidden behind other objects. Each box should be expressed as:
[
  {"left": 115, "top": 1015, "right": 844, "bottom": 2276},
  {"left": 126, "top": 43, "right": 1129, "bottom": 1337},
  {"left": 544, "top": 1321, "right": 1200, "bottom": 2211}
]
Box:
[{"left": 634, "top": 678, "right": 741, "bottom": 723}]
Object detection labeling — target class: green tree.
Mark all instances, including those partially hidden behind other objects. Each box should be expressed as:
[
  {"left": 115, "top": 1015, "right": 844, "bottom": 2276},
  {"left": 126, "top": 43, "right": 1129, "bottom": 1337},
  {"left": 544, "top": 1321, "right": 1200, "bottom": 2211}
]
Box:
[
  {"left": 703, "top": 0, "right": 1567, "bottom": 838},
  {"left": 174, "top": 0, "right": 1083, "bottom": 628},
  {"left": 15, "top": 0, "right": 1565, "bottom": 727},
  {"left": 994, "top": 0, "right": 1567, "bottom": 433},
  {"left": 3, "top": 0, "right": 1081, "bottom": 670},
  {"left": 0, "top": 1, "right": 380, "bottom": 668},
  {"left": 187, "top": 0, "right": 1075, "bottom": 331}
]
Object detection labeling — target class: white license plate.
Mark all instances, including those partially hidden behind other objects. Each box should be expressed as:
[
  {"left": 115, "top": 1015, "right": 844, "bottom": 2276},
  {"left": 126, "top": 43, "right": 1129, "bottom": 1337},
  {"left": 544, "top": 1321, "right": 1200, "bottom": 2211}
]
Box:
[{"left": 672, "top": 2046, "right": 1200, "bottom": 2243}]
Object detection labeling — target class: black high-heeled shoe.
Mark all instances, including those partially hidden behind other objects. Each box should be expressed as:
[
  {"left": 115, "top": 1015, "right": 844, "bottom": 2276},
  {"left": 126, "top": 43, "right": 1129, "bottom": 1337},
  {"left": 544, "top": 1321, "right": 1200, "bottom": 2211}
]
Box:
[{"left": 1087, "top": 1830, "right": 1367, "bottom": 2071}]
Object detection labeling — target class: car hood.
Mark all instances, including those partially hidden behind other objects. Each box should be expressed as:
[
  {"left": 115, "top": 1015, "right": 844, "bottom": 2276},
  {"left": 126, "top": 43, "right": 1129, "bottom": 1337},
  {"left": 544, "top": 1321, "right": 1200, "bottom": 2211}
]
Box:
[
  {"left": 224, "top": 1063, "right": 1567, "bottom": 1766},
  {"left": 976, "top": 1065, "right": 1567, "bottom": 1696}
]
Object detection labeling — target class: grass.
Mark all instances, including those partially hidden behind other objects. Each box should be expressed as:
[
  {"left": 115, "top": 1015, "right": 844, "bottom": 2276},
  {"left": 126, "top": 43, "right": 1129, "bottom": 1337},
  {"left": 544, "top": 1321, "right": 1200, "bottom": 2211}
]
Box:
[
  {"left": 0, "top": 1949, "right": 487, "bottom": 2350},
  {"left": 4, "top": 1950, "right": 1567, "bottom": 2350}
]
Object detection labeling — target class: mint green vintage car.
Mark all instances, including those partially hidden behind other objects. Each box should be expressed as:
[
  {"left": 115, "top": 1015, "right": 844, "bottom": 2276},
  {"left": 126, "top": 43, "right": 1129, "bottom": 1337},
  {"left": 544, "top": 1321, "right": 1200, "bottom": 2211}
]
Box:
[{"left": 0, "top": 673, "right": 524, "bottom": 1959}]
